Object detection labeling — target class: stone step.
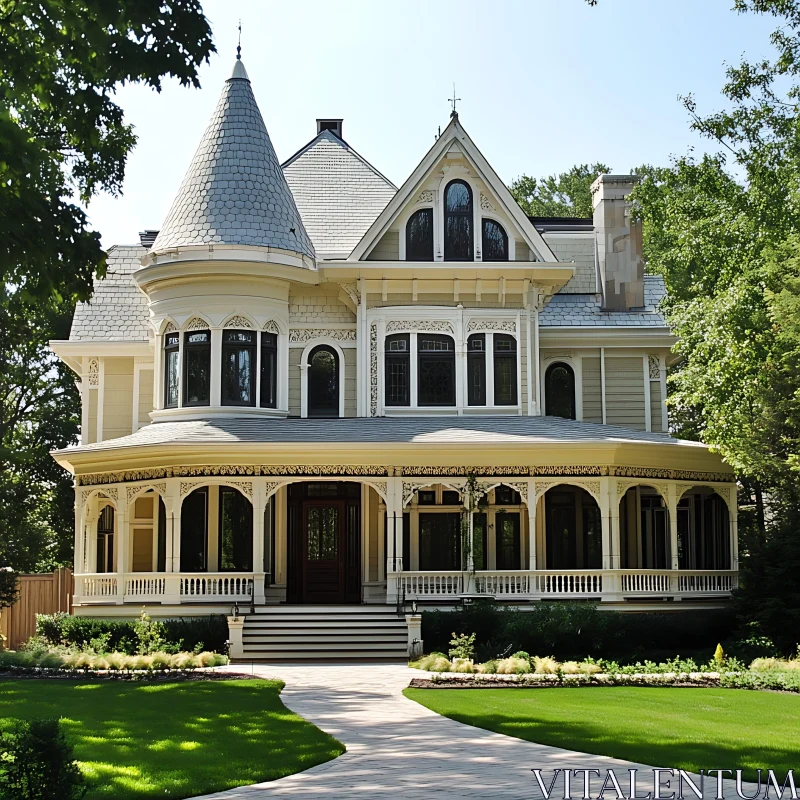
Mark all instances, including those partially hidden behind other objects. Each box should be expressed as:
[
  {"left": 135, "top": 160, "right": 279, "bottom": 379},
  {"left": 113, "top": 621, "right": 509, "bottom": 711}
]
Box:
[
  {"left": 244, "top": 634, "right": 407, "bottom": 645},
  {"left": 245, "top": 618, "right": 406, "bottom": 629}
]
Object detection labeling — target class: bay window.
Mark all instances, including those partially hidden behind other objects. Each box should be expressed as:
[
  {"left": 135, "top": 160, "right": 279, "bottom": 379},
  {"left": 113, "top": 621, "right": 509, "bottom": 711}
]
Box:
[
  {"left": 493, "top": 334, "right": 517, "bottom": 405},
  {"left": 467, "top": 334, "right": 486, "bottom": 406},
  {"left": 183, "top": 330, "right": 211, "bottom": 406},
  {"left": 385, "top": 334, "right": 410, "bottom": 406},
  {"left": 260, "top": 332, "right": 278, "bottom": 409},
  {"left": 164, "top": 332, "right": 180, "bottom": 408},
  {"left": 417, "top": 334, "right": 455, "bottom": 406},
  {"left": 222, "top": 330, "right": 256, "bottom": 406}
]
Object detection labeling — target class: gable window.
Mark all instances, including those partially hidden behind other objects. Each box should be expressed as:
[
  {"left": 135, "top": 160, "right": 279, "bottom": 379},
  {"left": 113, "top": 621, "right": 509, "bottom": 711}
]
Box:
[
  {"left": 444, "top": 180, "right": 473, "bottom": 261},
  {"left": 418, "top": 334, "right": 455, "bottom": 406},
  {"left": 467, "top": 334, "right": 486, "bottom": 406},
  {"left": 183, "top": 329, "right": 211, "bottom": 407},
  {"left": 406, "top": 208, "right": 433, "bottom": 261},
  {"left": 260, "top": 332, "right": 278, "bottom": 409},
  {"left": 385, "top": 334, "right": 410, "bottom": 406},
  {"left": 494, "top": 334, "right": 518, "bottom": 405},
  {"left": 164, "top": 332, "right": 180, "bottom": 408},
  {"left": 222, "top": 330, "right": 256, "bottom": 406},
  {"left": 482, "top": 219, "right": 508, "bottom": 261},
  {"left": 545, "top": 362, "right": 576, "bottom": 420},
  {"left": 308, "top": 345, "right": 339, "bottom": 418}
]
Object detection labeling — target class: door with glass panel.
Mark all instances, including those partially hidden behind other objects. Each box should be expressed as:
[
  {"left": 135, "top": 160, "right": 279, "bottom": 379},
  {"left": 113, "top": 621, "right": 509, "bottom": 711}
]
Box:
[{"left": 302, "top": 501, "right": 345, "bottom": 603}]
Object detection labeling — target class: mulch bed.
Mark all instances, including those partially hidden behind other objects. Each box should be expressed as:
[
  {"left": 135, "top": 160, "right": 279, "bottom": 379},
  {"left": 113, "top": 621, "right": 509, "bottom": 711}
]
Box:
[
  {"left": 0, "top": 669, "right": 258, "bottom": 683},
  {"left": 408, "top": 677, "right": 717, "bottom": 689}
]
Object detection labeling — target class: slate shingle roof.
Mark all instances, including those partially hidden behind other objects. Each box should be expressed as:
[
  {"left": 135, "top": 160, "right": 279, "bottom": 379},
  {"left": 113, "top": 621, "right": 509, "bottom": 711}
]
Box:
[
  {"left": 56, "top": 414, "right": 701, "bottom": 456},
  {"left": 151, "top": 60, "right": 314, "bottom": 259},
  {"left": 70, "top": 245, "right": 150, "bottom": 341},
  {"left": 282, "top": 131, "right": 396, "bottom": 259},
  {"left": 539, "top": 275, "right": 668, "bottom": 327}
]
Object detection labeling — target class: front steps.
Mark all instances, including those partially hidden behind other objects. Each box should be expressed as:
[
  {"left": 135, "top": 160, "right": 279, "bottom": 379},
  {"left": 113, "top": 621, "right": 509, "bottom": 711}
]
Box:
[{"left": 239, "top": 605, "right": 409, "bottom": 662}]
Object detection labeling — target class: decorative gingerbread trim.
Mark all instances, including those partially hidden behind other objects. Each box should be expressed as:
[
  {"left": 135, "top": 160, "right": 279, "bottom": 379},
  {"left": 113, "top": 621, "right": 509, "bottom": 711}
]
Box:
[
  {"left": 386, "top": 320, "right": 454, "bottom": 334},
  {"left": 263, "top": 320, "right": 280, "bottom": 335},
  {"left": 87, "top": 358, "right": 100, "bottom": 387},
  {"left": 370, "top": 322, "right": 378, "bottom": 417},
  {"left": 467, "top": 319, "right": 517, "bottom": 333},
  {"left": 224, "top": 315, "right": 253, "bottom": 329},
  {"left": 289, "top": 328, "right": 356, "bottom": 343}
]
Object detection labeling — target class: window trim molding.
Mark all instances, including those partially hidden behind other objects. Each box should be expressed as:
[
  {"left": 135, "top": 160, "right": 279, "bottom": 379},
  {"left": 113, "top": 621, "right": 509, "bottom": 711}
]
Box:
[{"left": 300, "top": 339, "right": 346, "bottom": 419}]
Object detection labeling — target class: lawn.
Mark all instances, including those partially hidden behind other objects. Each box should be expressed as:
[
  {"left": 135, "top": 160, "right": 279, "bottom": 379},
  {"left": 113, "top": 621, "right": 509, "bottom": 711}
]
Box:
[
  {"left": 405, "top": 686, "right": 800, "bottom": 780},
  {"left": 0, "top": 678, "right": 344, "bottom": 799}
]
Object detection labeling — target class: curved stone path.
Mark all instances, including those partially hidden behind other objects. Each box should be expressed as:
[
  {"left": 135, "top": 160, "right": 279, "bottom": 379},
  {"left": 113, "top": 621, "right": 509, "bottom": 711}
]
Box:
[{"left": 196, "top": 663, "right": 755, "bottom": 799}]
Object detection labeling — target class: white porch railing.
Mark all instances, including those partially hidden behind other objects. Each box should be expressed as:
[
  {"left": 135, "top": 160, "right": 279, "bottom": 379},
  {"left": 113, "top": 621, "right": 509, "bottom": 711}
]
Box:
[
  {"left": 75, "top": 572, "right": 256, "bottom": 604},
  {"left": 394, "top": 569, "right": 737, "bottom": 601}
]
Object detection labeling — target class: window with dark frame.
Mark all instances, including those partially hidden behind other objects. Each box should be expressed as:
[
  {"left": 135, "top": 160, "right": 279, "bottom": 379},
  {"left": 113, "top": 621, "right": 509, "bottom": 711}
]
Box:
[
  {"left": 494, "top": 485, "right": 521, "bottom": 505},
  {"left": 444, "top": 180, "right": 473, "bottom": 260},
  {"left": 544, "top": 362, "right": 576, "bottom": 419},
  {"left": 417, "top": 334, "right": 455, "bottom": 406},
  {"left": 385, "top": 334, "right": 410, "bottom": 406},
  {"left": 180, "top": 487, "right": 208, "bottom": 572},
  {"left": 482, "top": 218, "right": 508, "bottom": 261},
  {"left": 494, "top": 334, "right": 518, "bottom": 405},
  {"left": 496, "top": 512, "right": 521, "bottom": 570},
  {"left": 441, "top": 490, "right": 461, "bottom": 506},
  {"left": 473, "top": 512, "right": 488, "bottom": 570},
  {"left": 183, "top": 329, "right": 211, "bottom": 407},
  {"left": 218, "top": 487, "right": 253, "bottom": 571},
  {"left": 96, "top": 505, "right": 114, "bottom": 573},
  {"left": 222, "top": 330, "right": 256, "bottom": 406},
  {"left": 164, "top": 332, "right": 180, "bottom": 408},
  {"left": 307, "top": 345, "right": 339, "bottom": 417},
  {"left": 467, "top": 334, "right": 486, "bottom": 406},
  {"left": 260, "top": 332, "right": 278, "bottom": 409},
  {"left": 417, "top": 490, "right": 436, "bottom": 506},
  {"left": 406, "top": 208, "right": 434, "bottom": 261},
  {"left": 419, "top": 513, "right": 461, "bottom": 570}
]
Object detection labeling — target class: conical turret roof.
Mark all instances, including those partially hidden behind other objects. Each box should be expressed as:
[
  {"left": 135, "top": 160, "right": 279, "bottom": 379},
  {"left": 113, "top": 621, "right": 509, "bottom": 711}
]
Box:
[{"left": 152, "top": 60, "right": 315, "bottom": 260}]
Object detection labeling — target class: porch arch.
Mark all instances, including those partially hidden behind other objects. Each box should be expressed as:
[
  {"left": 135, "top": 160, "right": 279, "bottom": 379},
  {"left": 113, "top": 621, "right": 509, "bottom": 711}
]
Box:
[{"left": 539, "top": 484, "right": 603, "bottom": 570}]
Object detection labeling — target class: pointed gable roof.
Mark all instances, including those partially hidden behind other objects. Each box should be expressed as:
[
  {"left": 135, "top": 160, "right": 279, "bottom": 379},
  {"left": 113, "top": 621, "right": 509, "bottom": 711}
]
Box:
[
  {"left": 151, "top": 59, "right": 315, "bottom": 260},
  {"left": 282, "top": 129, "right": 396, "bottom": 259},
  {"left": 349, "top": 115, "right": 555, "bottom": 262}
]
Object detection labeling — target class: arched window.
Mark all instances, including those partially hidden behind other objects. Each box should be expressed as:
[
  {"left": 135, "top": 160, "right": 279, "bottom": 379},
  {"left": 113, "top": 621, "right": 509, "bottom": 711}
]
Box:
[
  {"left": 545, "top": 362, "right": 576, "bottom": 419},
  {"left": 96, "top": 505, "right": 115, "bottom": 573},
  {"left": 222, "top": 330, "right": 256, "bottom": 406},
  {"left": 418, "top": 334, "right": 455, "bottom": 406},
  {"left": 183, "top": 329, "right": 211, "bottom": 406},
  {"left": 260, "top": 332, "right": 278, "bottom": 409},
  {"left": 406, "top": 208, "right": 433, "bottom": 261},
  {"left": 385, "top": 334, "right": 410, "bottom": 406},
  {"left": 467, "top": 334, "right": 486, "bottom": 406},
  {"left": 482, "top": 219, "right": 508, "bottom": 261},
  {"left": 444, "top": 180, "right": 473, "bottom": 261},
  {"left": 219, "top": 487, "right": 253, "bottom": 571},
  {"left": 164, "top": 332, "right": 180, "bottom": 408},
  {"left": 494, "top": 334, "right": 517, "bottom": 405},
  {"left": 308, "top": 345, "right": 339, "bottom": 418}
]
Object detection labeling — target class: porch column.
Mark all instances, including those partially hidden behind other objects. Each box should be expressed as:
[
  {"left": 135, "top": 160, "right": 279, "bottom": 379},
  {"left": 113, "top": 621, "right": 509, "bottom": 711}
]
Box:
[
  {"left": 385, "top": 477, "right": 402, "bottom": 603},
  {"left": 162, "top": 483, "right": 181, "bottom": 604},
  {"left": 667, "top": 482, "right": 680, "bottom": 570},
  {"left": 728, "top": 484, "right": 739, "bottom": 572},
  {"left": 84, "top": 498, "right": 100, "bottom": 574},
  {"left": 252, "top": 480, "right": 266, "bottom": 604},
  {"left": 527, "top": 479, "right": 537, "bottom": 570},
  {"left": 600, "top": 477, "right": 615, "bottom": 570},
  {"left": 115, "top": 500, "right": 128, "bottom": 604},
  {"left": 74, "top": 497, "right": 84, "bottom": 575}
]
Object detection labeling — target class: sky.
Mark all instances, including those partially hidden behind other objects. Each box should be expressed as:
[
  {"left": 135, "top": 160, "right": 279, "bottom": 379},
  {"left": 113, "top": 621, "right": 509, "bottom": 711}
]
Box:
[{"left": 89, "top": 0, "right": 778, "bottom": 248}]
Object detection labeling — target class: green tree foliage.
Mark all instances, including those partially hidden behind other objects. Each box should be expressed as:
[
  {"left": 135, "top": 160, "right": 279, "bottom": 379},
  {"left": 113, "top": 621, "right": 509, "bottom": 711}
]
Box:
[{"left": 509, "top": 163, "right": 610, "bottom": 218}]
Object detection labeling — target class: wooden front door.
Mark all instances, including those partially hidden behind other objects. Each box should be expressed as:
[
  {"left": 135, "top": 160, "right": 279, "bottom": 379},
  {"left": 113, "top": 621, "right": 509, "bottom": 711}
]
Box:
[{"left": 302, "top": 501, "right": 345, "bottom": 603}]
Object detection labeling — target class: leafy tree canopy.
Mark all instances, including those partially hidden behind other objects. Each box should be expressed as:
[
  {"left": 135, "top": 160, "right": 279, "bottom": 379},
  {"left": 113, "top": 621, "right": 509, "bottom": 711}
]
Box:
[{"left": 509, "top": 163, "right": 610, "bottom": 218}]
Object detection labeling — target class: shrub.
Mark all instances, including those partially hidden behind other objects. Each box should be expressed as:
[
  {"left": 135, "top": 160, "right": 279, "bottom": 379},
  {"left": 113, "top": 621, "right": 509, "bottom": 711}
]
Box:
[
  {"left": 533, "top": 655, "right": 559, "bottom": 674},
  {"left": 561, "top": 661, "right": 581, "bottom": 674},
  {"left": 496, "top": 656, "right": 531, "bottom": 674},
  {"left": 451, "top": 660, "right": 475, "bottom": 673},
  {"left": 511, "top": 650, "right": 530, "bottom": 661},
  {"left": 448, "top": 632, "right": 476, "bottom": 660},
  {"left": 0, "top": 719, "right": 85, "bottom": 799},
  {"left": 0, "top": 567, "right": 19, "bottom": 610}
]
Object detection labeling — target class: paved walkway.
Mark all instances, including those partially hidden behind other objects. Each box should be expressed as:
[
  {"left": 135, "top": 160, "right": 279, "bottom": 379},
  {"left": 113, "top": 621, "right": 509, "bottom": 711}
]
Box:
[{"left": 196, "top": 663, "right": 755, "bottom": 799}]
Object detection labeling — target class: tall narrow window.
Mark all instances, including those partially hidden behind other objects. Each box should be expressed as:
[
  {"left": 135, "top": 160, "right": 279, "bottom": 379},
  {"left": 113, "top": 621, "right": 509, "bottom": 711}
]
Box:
[
  {"left": 219, "top": 487, "right": 253, "bottom": 571},
  {"left": 544, "top": 362, "right": 576, "bottom": 419},
  {"left": 494, "top": 334, "right": 518, "bottom": 405},
  {"left": 180, "top": 487, "right": 208, "bottom": 572},
  {"left": 496, "top": 513, "right": 521, "bottom": 570},
  {"left": 406, "top": 208, "right": 434, "bottom": 261},
  {"left": 482, "top": 219, "right": 508, "bottom": 261},
  {"left": 96, "top": 505, "right": 115, "bottom": 573},
  {"left": 222, "top": 330, "right": 255, "bottom": 406},
  {"left": 467, "top": 334, "right": 486, "bottom": 406},
  {"left": 385, "top": 334, "right": 410, "bottom": 406},
  {"left": 183, "top": 329, "right": 211, "bottom": 407},
  {"left": 418, "top": 334, "right": 455, "bottom": 406},
  {"left": 164, "top": 332, "right": 180, "bottom": 408},
  {"left": 260, "top": 332, "right": 278, "bottom": 409},
  {"left": 444, "top": 180, "right": 473, "bottom": 261},
  {"left": 307, "top": 345, "right": 339, "bottom": 417}
]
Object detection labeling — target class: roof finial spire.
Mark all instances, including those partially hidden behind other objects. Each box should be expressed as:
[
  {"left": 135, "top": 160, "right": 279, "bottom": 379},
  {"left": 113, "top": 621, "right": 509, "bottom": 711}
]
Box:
[
  {"left": 236, "top": 19, "right": 242, "bottom": 60},
  {"left": 448, "top": 83, "right": 461, "bottom": 118}
]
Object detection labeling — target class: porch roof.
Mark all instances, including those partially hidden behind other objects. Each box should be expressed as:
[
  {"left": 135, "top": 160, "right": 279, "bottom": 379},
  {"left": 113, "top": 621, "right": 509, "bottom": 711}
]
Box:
[{"left": 57, "top": 415, "right": 704, "bottom": 455}]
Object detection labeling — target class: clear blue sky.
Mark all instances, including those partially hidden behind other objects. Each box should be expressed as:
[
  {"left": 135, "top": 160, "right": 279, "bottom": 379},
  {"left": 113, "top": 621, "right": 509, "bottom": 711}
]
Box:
[{"left": 89, "top": 0, "right": 777, "bottom": 247}]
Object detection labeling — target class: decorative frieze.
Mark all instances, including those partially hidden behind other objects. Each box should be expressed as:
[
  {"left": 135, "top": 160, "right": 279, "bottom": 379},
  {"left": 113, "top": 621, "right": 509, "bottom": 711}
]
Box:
[
  {"left": 467, "top": 319, "right": 516, "bottom": 333},
  {"left": 416, "top": 190, "right": 434, "bottom": 204},
  {"left": 225, "top": 315, "right": 252, "bottom": 329},
  {"left": 186, "top": 317, "right": 209, "bottom": 331},
  {"left": 289, "top": 328, "right": 356, "bottom": 343},
  {"left": 648, "top": 355, "right": 661, "bottom": 380},
  {"left": 87, "top": 358, "right": 100, "bottom": 386},
  {"left": 479, "top": 192, "right": 495, "bottom": 211},
  {"left": 164, "top": 322, "right": 177, "bottom": 334},
  {"left": 228, "top": 480, "right": 253, "bottom": 499},
  {"left": 385, "top": 320, "right": 454, "bottom": 334},
  {"left": 263, "top": 320, "right": 280, "bottom": 334},
  {"left": 370, "top": 322, "right": 378, "bottom": 417}
]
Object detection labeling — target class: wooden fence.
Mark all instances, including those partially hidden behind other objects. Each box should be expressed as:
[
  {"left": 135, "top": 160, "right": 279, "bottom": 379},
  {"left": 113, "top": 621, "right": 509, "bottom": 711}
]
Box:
[{"left": 0, "top": 568, "right": 73, "bottom": 649}]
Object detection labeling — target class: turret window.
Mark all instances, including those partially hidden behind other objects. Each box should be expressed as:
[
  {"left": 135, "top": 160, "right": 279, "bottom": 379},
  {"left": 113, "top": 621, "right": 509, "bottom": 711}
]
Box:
[
  {"left": 406, "top": 208, "right": 433, "bottom": 261},
  {"left": 222, "top": 330, "right": 256, "bottom": 406},
  {"left": 164, "top": 332, "right": 180, "bottom": 408},
  {"left": 444, "top": 180, "right": 473, "bottom": 261},
  {"left": 183, "top": 330, "right": 211, "bottom": 407},
  {"left": 482, "top": 219, "right": 508, "bottom": 261},
  {"left": 260, "top": 332, "right": 278, "bottom": 409}
]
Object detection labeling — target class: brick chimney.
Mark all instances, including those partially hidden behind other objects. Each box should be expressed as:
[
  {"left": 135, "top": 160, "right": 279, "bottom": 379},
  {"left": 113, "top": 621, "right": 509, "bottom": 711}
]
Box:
[{"left": 591, "top": 174, "right": 644, "bottom": 311}]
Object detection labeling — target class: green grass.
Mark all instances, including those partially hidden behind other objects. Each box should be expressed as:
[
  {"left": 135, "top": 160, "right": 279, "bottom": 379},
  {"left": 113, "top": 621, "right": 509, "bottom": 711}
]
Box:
[
  {"left": 0, "top": 679, "right": 344, "bottom": 799},
  {"left": 405, "top": 686, "right": 800, "bottom": 780}
]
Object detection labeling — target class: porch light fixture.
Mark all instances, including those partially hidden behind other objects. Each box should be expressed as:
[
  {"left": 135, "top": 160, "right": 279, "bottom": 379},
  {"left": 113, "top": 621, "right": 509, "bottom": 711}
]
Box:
[
  {"left": 232, "top": 603, "right": 240, "bottom": 621},
  {"left": 411, "top": 600, "right": 417, "bottom": 614}
]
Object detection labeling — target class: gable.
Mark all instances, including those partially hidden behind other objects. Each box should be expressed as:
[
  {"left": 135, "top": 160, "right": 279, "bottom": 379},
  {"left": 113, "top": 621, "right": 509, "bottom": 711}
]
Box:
[{"left": 350, "top": 116, "right": 555, "bottom": 263}]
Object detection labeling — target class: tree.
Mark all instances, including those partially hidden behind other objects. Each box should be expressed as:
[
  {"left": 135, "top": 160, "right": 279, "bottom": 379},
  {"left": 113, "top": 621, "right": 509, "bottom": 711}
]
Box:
[
  {"left": 0, "top": 0, "right": 214, "bottom": 303},
  {"left": 509, "top": 163, "right": 610, "bottom": 217}
]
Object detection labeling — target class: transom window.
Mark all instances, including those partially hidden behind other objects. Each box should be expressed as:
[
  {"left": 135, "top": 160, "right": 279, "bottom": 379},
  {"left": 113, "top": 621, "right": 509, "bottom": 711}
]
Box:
[
  {"left": 417, "top": 334, "right": 455, "bottom": 406},
  {"left": 444, "top": 180, "right": 473, "bottom": 261},
  {"left": 183, "top": 329, "right": 211, "bottom": 407},
  {"left": 406, "top": 208, "right": 434, "bottom": 261},
  {"left": 545, "top": 362, "right": 576, "bottom": 419},
  {"left": 222, "top": 330, "right": 256, "bottom": 406},
  {"left": 482, "top": 219, "right": 508, "bottom": 261},
  {"left": 385, "top": 334, "right": 410, "bottom": 406}
]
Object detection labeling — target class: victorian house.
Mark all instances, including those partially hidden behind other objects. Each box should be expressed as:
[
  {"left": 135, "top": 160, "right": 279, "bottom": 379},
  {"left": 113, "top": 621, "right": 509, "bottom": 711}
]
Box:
[{"left": 51, "top": 58, "right": 737, "bottom": 660}]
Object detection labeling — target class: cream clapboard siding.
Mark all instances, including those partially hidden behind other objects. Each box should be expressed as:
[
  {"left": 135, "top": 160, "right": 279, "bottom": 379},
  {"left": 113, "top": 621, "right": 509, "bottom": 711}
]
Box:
[
  {"left": 287, "top": 346, "right": 356, "bottom": 417},
  {"left": 138, "top": 369, "right": 154, "bottom": 428},
  {"left": 102, "top": 357, "right": 134, "bottom": 441},
  {"left": 288, "top": 347, "right": 302, "bottom": 416},
  {"left": 86, "top": 389, "right": 98, "bottom": 445},
  {"left": 515, "top": 240, "right": 528, "bottom": 261},
  {"left": 367, "top": 230, "right": 399, "bottom": 260},
  {"left": 582, "top": 356, "right": 603, "bottom": 423},
  {"left": 605, "top": 356, "right": 646, "bottom": 430},
  {"left": 343, "top": 348, "right": 357, "bottom": 417},
  {"left": 650, "top": 377, "right": 664, "bottom": 433}
]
